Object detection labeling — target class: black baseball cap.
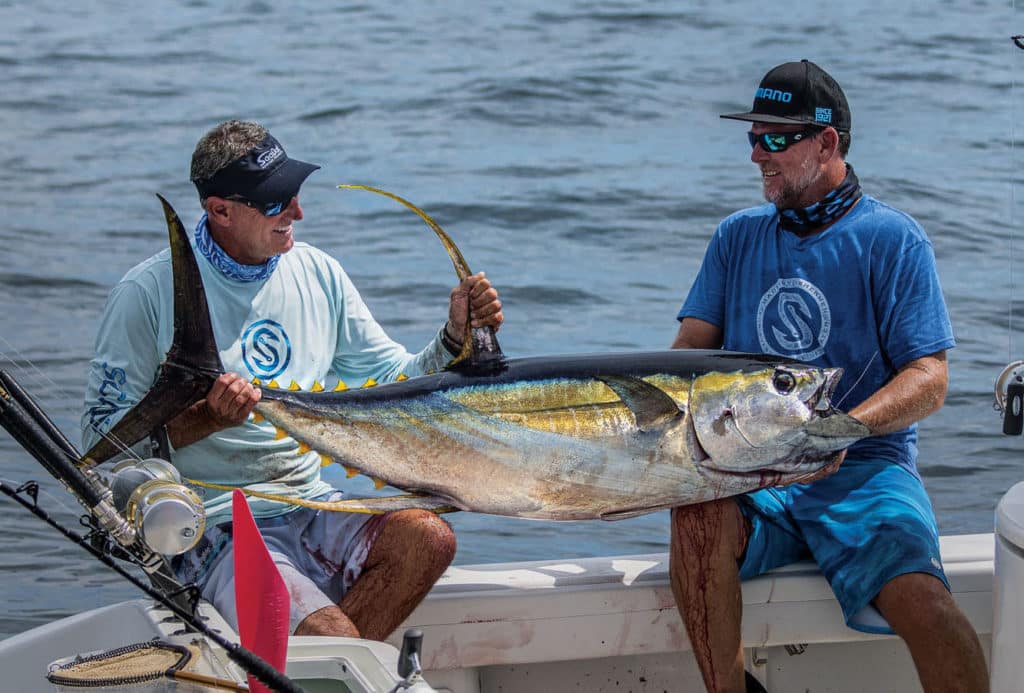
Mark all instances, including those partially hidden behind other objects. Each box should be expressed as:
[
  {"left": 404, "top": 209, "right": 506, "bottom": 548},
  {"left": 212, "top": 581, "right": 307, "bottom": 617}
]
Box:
[
  {"left": 192, "top": 133, "right": 321, "bottom": 204},
  {"left": 721, "top": 60, "right": 851, "bottom": 132}
]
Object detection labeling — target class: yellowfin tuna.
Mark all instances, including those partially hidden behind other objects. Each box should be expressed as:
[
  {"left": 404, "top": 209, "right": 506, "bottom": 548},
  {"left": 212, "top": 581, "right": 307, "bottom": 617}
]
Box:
[{"left": 80, "top": 193, "right": 869, "bottom": 520}]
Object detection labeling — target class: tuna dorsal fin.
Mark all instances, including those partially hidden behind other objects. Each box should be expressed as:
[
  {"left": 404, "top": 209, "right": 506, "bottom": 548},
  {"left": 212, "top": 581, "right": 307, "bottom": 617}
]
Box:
[
  {"left": 595, "top": 374, "right": 682, "bottom": 432},
  {"left": 80, "top": 195, "right": 222, "bottom": 467},
  {"left": 338, "top": 184, "right": 506, "bottom": 374}
]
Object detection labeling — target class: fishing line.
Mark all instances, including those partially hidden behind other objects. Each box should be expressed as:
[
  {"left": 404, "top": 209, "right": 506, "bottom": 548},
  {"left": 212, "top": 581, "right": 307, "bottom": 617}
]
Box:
[
  {"left": 832, "top": 349, "right": 879, "bottom": 411},
  {"left": 0, "top": 476, "right": 88, "bottom": 520},
  {"left": 1011, "top": 28, "right": 1020, "bottom": 359},
  {"left": 0, "top": 337, "right": 143, "bottom": 465}
]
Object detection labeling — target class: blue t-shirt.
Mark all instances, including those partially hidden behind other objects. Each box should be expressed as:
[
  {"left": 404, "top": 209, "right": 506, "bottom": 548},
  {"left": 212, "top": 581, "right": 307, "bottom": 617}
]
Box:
[{"left": 678, "top": 194, "right": 955, "bottom": 473}]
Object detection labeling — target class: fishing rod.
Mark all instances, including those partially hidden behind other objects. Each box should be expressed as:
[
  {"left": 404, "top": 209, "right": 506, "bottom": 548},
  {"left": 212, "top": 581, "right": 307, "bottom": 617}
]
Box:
[
  {"left": 0, "top": 480, "right": 304, "bottom": 693},
  {"left": 0, "top": 367, "right": 306, "bottom": 693},
  {"left": 0, "top": 368, "right": 142, "bottom": 550}
]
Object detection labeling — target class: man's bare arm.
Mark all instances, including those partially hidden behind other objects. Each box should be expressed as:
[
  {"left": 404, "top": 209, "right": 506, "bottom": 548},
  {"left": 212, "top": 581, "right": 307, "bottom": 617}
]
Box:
[
  {"left": 671, "top": 317, "right": 723, "bottom": 350},
  {"left": 848, "top": 351, "right": 948, "bottom": 435}
]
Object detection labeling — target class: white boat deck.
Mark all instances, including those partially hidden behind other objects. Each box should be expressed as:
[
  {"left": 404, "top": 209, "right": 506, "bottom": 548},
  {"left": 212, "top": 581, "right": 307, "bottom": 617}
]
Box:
[
  {"left": 391, "top": 533, "right": 995, "bottom": 692},
  {"left": 0, "top": 533, "right": 995, "bottom": 692}
]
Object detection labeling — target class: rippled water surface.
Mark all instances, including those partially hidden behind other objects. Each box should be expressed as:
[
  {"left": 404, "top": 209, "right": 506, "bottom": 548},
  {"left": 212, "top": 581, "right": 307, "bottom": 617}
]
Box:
[{"left": 0, "top": 0, "right": 1021, "bottom": 638}]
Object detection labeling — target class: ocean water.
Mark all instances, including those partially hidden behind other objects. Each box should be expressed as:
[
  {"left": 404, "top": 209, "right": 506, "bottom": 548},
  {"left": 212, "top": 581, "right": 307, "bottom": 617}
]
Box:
[{"left": 0, "top": 0, "right": 1021, "bottom": 638}]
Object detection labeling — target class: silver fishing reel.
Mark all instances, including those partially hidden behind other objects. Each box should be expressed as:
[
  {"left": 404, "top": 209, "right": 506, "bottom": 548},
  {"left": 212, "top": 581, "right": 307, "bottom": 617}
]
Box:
[
  {"left": 994, "top": 361, "right": 1024, "bottom": 435},
  {"left": 105, "top": 458, "right": 206, "bottom": 556}
]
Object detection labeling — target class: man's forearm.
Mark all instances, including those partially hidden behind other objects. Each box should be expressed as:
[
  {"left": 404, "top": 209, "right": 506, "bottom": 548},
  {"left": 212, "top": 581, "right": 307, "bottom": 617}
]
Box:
[
  {"left": 165, "top": 401, "right": 224, "bottom": 450},
  {"left": 848, "top": 352, "right": 948, "bottom": 435}
]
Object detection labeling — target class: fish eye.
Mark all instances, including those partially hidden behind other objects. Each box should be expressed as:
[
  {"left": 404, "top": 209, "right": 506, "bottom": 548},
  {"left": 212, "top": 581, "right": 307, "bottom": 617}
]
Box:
[{"left": 772, "top": 370, "right": 797, "bottom": 394}]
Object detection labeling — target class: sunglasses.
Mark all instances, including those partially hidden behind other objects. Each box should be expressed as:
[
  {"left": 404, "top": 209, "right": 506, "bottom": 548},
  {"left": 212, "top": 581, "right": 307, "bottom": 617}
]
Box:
[
  {"left": 747, "top": 127, "right": 823, "bottom": 153},
  {"left": 225, "top": 195, "right": 292, "bottom": 216}
]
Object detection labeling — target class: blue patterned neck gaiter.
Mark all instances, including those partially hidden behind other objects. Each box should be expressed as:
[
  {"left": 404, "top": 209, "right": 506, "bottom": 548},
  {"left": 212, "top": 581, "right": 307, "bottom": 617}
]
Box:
[
  {"left": 194, "top": 214, "right": 280, "bottom": 282},
  {"left": 778, "top": 164, "right": 862, "bottom": 234}
]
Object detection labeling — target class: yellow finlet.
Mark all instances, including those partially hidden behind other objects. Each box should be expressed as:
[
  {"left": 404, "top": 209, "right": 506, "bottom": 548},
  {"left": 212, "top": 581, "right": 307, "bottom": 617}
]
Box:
[
  {"left": 319, "top": 454, "right": 332, "bottom": 467},
  {"left": 251, "top": 377, "right": 262, "bottom": 386},
  {"left": 397, "top": 373, "right": 408, "bottom": 381},
  {"left": 268, "top": 379, "right": 280, "bottom": 389},
  {"left": 274, "top": 427, "right": 288, "bottom": 440},
  {"left": 362, "top": 377, "right": 378, "bottom": 388},
  {"left": 288, "top": 380, "right": 301, "bottom": 391},
  {"left": 251, "top": 411, "right": 265, "bottom": 424},
  {"left": 297, "top": 442, "right": 311, "bottom": 454},
  {"left": 334, "top": 380, "right": 348, "bottom": 392},
  {"left": 344, "top": 465, "right": 359, "bottom": 478},
  {"left": 372, "top": 477, "right": 387, "bottom": 490},
  {"left": 312, "top": 381, "right": 324, "bottom": 392}
]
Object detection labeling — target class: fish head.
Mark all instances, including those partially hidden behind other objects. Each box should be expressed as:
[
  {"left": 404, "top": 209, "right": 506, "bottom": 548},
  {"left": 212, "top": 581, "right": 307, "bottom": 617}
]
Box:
[{"left": 688, "top": 365, "right": 869, "bottom": 475}]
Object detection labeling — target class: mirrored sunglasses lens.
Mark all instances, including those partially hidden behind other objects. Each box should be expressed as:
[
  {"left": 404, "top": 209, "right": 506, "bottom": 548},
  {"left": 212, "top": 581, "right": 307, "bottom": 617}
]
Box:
[
  {"left": 763, "top": 133, "right": 789, "bottom": 152},
  {"left": 747, "top": 132, "right": 789, "bottom": 152},
  {"left": 262, "top": 201, "right": 285, "bottom": 216}
]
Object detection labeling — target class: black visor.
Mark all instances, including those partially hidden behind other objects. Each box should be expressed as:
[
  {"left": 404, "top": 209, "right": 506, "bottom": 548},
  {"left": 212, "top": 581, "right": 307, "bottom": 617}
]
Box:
[{"left": 193, "top": 133, "right": 320, "bottom": 204}]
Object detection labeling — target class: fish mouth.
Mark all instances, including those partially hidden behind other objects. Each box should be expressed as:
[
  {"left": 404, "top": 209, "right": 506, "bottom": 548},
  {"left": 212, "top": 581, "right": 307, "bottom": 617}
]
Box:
[{"left": 806, "top": 367, "right": 843, "bottom": 414}]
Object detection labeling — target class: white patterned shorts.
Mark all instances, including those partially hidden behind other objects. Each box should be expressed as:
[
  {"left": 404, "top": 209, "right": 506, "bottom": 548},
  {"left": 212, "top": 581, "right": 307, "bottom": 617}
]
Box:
[{"left": 172, "top": 491, "right": 385, "bottom": 634}]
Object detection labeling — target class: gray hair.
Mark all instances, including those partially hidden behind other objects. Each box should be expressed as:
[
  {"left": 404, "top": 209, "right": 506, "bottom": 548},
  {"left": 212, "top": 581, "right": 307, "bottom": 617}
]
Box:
[
  {"left": 838, "top": 130, "right": 852, "bottom": 157},
  {"left": 190, "top": 120, "right": 268, "bottom": 202}
]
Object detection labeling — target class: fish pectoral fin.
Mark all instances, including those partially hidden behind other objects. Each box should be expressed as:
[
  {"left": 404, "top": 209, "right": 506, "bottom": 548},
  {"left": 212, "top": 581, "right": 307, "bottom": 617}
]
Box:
[
  {"left": 316, "top": 493, "right": 459, "bottom": 515},
  {"left": 595, "top": 374, "right": 682, "bottom": 432},
  {"left": 803, "top": 413, "right": 873, "bottom": 449}
]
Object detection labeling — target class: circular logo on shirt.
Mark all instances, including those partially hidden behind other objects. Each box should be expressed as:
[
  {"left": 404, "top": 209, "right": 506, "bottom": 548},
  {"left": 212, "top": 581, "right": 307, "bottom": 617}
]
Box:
[
  {"left": 756, "top": 278, "right": 831, "bottom": 361},
  {"left": 242, "top": 319, "right": 292, "bottom": 379}
]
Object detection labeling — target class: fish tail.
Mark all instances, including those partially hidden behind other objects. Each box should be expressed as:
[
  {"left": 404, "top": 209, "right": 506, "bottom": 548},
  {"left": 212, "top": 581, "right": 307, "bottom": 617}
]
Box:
[{"left": 79, "top": 195, "right": 222, "bottom": 467}]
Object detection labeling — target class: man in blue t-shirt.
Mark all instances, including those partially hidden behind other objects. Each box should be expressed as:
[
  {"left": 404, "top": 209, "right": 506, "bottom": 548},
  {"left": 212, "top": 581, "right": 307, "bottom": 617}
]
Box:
[{"left": 670, "top": 61, "right": 987, "bottom": 692}]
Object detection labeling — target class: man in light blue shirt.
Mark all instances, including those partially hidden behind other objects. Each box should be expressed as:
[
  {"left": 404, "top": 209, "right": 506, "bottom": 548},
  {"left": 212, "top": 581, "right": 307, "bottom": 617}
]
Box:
[{"left": 83, "top": 120, "right": 504, "bottom": 639}]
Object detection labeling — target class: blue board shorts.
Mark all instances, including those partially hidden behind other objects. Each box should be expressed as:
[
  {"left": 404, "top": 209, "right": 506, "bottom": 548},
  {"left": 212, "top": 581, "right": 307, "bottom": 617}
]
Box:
[
  {"left": 172, "top": 491, "right": 384, "bottom": 634},
  {"left": 736, "top": 457, "right": 948, "bottom": 634}
]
